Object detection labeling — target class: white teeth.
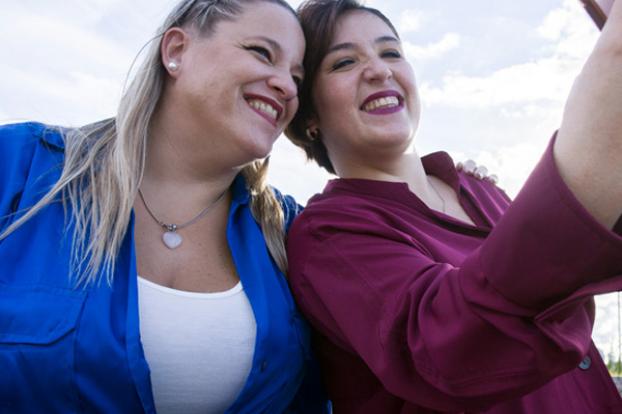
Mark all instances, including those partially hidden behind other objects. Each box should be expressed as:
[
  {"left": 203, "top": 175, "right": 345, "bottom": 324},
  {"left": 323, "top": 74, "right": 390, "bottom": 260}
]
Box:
[
  {"left": 248, "top": 99, "right": 278, "bottom": 120},
  {"left": 363, "top": 96, "right": 399, "bottom": 112}
]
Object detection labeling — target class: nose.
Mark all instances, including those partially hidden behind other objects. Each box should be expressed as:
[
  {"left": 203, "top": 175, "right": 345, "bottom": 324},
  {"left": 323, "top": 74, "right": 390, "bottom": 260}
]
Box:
[
  {"left": 362, "top": 57, "right": 392, "bottom": 82},
  {"left": 267, "top": 68, "right": 298, "bottom": 102}
]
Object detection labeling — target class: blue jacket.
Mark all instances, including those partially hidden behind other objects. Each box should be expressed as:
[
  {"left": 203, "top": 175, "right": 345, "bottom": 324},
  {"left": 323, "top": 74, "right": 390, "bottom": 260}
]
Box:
[{"left": 0, "top": 122, "right": 327, "bottom": 413}]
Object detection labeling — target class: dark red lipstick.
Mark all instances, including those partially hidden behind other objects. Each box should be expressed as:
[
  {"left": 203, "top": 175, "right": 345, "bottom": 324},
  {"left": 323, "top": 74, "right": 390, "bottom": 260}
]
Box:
[
  {"left": 360, "top": 90, "right": 404, "bottom": 115},
  {"left": 244, "top": 94, "right": 283, "bottom": 126}
]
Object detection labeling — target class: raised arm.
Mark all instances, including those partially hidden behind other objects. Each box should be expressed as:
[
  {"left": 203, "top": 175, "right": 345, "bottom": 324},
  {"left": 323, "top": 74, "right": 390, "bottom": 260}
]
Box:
[{"left": 555, "top": 0, "right": 622, "bottom": 228}]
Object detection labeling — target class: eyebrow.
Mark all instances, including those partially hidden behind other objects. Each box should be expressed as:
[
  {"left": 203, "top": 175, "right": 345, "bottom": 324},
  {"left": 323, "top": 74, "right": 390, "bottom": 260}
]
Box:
[
  {"left": 326, "top": 35, "right": 400, "bottom": 56},
  {"left": 253, "top": 36, "right": 304, "bottom": 75}
]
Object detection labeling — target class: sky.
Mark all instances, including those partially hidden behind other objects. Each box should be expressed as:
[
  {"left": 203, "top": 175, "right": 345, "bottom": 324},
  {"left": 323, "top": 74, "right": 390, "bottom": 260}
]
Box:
[{"left": 1, "top": 0, "right": 620, "bottom": 362}]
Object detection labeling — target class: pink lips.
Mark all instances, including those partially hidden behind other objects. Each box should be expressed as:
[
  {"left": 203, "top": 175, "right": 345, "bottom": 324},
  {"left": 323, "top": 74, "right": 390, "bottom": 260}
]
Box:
[
  {"left": 360, "top": 90, "right": 404, "bottom": 115},
  {"left": 245, "top": 94, "right": 283, "bottom": 127}
]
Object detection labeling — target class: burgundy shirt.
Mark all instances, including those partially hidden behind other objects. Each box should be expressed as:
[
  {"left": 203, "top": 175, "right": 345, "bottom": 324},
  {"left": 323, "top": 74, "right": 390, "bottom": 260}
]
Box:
[{"left": 287, "top": 139, "right": 622, "bottom": 413}]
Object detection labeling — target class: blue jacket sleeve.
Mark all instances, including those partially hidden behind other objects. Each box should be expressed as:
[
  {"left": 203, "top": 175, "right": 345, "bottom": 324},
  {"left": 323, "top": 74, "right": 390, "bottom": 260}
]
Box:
[{"left": 271, "top": 187, "right": 303, "bottom": 233}]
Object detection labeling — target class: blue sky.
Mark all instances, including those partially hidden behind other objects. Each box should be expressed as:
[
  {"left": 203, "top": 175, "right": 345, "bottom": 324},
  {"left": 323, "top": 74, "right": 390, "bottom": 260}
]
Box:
[{"left": 1, "top": 0, "right": 619, "bottom": 362}]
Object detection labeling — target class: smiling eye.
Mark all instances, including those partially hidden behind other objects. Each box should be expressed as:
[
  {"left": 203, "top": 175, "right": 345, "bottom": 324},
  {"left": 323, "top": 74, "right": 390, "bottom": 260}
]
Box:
[
  {"left": 245, "top": 45, "right": 273, "bottom": 62},
  {"left": 381, "top": 50, "right": 402, "bottom": 59},
  {"left": 331, "top": 58, "right": 355, "bottom": 71}
]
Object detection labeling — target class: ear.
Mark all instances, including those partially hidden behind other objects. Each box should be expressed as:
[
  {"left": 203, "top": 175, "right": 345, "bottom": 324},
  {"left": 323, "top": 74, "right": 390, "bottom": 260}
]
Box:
[
  {"left": 304, "top": 113, "right": 322, "bottom": 141},
  {"left": 306, "top": 112, "right": 320, "bottom": 133},
  {"left": 161, "top": 27, "right": 188, "bottom": 77}
]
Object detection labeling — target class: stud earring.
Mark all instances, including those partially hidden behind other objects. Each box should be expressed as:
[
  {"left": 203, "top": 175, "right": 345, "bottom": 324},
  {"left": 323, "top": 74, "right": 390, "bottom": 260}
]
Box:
[
  {"left": 305, "top": 128, "right": 319, "bottom": 141},
  {"left": 167, "top": 61, "right": 179, "bottom": 71}
]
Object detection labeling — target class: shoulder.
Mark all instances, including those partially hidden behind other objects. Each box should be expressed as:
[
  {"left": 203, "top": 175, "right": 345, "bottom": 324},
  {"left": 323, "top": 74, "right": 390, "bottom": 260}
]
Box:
[
  {"left": 0, "top": 122, "right": 66, "bottom": 230},
  {"left": 0, "top": 121, "right": 49, "bottom": 146},
  {"left": 451, "top": 166, "right": 511, "bottom": 224},
  {"left": 458, "top": 169, "right": 512, "bottom": 214},
  {"left": 0, "top": 122, "right": 65, "bottom": 174},
  {"left": 0, "top": 121, "right": 67, "bottom": 156},
  {"left": 288, "top": 186, "right": 393, "bottom": 245},
  {"left": 455, "top": 160, "right": 510, "bottom": 203},
  {"left": 270, "top": 186, "right": 303, "bottom": 231}
]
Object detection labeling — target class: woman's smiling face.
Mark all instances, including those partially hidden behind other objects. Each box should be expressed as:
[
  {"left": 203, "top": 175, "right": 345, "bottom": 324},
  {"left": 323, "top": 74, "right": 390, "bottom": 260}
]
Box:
[
  {"left": 309, "top": 9, "right": 420, "bottom": 171},
  {"left": 169, "top": 1, "right": 305, "bottom": 161}
]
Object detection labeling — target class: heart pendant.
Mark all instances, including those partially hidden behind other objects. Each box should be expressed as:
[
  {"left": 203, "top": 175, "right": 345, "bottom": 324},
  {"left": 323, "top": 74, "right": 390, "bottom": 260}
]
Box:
[{"left": 162, "top": 231, "right": 182, "bottom": 249}]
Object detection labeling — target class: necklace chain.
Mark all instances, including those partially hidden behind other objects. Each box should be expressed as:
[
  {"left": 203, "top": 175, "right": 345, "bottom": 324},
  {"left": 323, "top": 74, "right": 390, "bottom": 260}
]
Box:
[
  {"left": 138, "top": 188, "right": 227, "bottom": 232},
  {"left": 428, "top": 179, "right": 446, "bottom": 214}
]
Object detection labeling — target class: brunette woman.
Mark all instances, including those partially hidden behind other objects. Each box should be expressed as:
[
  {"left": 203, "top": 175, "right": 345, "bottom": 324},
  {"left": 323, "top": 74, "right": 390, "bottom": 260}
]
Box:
[{"left": 286, "top": 0, "right": 622, "bottom": 412}]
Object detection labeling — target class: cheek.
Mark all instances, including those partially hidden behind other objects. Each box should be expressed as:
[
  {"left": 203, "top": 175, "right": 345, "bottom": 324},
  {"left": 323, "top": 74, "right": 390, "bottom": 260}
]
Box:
[
  {"left": 409, "top": 88, "right": 421, "bottom": 122},
  {"left": 408, "top": 85, "right": 421, "bottom": 115},
  {"left": 315, "top": 82, "right": 352, "bottom": 122},
  {"left": 182, "top": 71, "right": 219, "bottom": 104},
  {"left": 397, "top": 68, "right": 420, "bottom": 116},
  {"left": 404, "top": 68, "right": 419, "bottom": 102},
  {"left": 283, "top": 99, "right": 299, "bottom": 124}
]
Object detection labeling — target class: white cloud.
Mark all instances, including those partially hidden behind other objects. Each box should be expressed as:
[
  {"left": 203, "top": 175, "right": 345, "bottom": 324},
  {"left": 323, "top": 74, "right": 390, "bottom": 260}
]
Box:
[
  {"left": 538, "top": 5, "right": 572, "bottom": 41},
  {"left": 1, "top": 14, "right": 134, "bottom": 74},
  {"left": 418, "top": 1, "right": 597, "bottom": 111},
  {"left": 0, "top": 62, "right": 123, "bottom": 126},
  {"left": 399, "top": 9, "right": 426, "bottom": 33},
  {"left": 404, "top": 33, "right": 460, "bottom": 61},
  {"left": 537, "top": 0, "right": 599, "bottom": 59},
  {"left": 420, "top": 56, "right": 576, "bottom": 109},
  {"left": 466, "top": 142, "right": 544, "bottom": 197},
  {"left": 0, "top": 2, "right": 158, "bottom": 125}
]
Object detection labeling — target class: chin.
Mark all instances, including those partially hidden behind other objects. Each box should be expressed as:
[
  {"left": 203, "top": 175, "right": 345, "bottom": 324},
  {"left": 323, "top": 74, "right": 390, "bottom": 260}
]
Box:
[
  {"left": 370, "top": 126, "right": 412, "bottom": 146},
  {"left": 240, "top": 137, "right": 276, "bottom": 162}
]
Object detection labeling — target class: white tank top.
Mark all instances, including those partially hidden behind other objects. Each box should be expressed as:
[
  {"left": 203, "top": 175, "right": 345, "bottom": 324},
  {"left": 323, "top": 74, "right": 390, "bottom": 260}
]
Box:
[{"left": 137, "top": 276, "right": 257, "bottom": 414}]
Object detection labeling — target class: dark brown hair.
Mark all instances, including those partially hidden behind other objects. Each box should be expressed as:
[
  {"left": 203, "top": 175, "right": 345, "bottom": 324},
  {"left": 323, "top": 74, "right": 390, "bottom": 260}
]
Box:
[{"left": 285, "top": 0, "right": 399, "bottom": 174}]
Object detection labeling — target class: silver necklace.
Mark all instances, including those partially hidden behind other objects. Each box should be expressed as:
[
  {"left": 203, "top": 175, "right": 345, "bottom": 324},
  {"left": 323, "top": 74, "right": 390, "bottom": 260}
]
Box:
[
  {"left": 428, "top": 178, "right": 446, "bottom": 214},
  {"left": 138, "top": 188, "right": 227, "bottom": 249}
]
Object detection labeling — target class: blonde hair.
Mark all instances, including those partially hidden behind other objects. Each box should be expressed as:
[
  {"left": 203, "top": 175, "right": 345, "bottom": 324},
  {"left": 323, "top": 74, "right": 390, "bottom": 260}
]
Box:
[{"left": 0, "top": 0, "right": 294, "bottom": 286}]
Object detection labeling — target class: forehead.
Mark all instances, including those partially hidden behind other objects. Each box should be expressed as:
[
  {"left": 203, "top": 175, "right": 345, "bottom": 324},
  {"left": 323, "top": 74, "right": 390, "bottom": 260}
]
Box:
[
  {"left": 215, "top": 2, "right": 304, "bottom": 59},
  {"left": 332, "top": 10, "right": 395, "bottom": 45},
  {"left": 216, "top": 2, "right": 299, "bottom": 38}
]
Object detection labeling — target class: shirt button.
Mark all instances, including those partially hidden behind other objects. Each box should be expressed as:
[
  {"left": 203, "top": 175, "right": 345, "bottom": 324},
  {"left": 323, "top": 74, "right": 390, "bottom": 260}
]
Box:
[{"left": 579, "top": 356, "right": 591, "bottom": 370}]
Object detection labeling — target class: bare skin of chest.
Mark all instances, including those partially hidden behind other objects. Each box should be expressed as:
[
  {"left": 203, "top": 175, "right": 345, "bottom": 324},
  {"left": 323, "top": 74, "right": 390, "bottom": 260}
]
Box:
[
  {"left": 428, "top": 176, "right": 476, "bottom": 226},
  {"left": 133, "top": 201, "right": 239, "bottom": 293}
]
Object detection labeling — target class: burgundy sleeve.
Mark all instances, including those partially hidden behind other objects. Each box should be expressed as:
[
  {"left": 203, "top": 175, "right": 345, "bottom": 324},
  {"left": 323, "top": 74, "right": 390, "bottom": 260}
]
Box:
[
  {"left": 477, "top": 138, "right": 622, "bottom": 308},
  {"left": 286, "top": 140, "right": 622, "bottom": 411}
]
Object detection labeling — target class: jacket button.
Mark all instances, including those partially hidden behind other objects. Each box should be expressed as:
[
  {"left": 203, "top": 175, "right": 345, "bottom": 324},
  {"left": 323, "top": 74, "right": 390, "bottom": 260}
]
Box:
[
  {"left": 260, "top": 360, "right": 268, "bottom": 372},
  {"left": 579, "top": 356, "right": 591, "bottom": 370}
]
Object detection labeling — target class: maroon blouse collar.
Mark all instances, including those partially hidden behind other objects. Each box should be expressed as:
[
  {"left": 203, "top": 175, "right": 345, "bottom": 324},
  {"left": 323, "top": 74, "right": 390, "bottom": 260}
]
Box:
[{"left": 322, "top": 151, "right": 460, "bottom": 200}]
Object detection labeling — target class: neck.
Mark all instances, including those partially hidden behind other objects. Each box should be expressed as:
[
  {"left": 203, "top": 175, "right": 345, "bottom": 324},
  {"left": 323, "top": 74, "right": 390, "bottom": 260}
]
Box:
[
  {"left": 141, "top": 101, "right": 242, "bottom": 210},
  {"left": 147, "top": 98, "right": 241, "bottom": 181},
  {"left": 335, "top": 150, "right": 444, "bottom": 211}
]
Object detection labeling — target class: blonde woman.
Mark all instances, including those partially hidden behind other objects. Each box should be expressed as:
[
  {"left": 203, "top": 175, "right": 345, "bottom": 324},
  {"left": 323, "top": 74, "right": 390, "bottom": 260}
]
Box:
[{"left": 0, "top": 0, "right": 327, "bottom": 412}]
